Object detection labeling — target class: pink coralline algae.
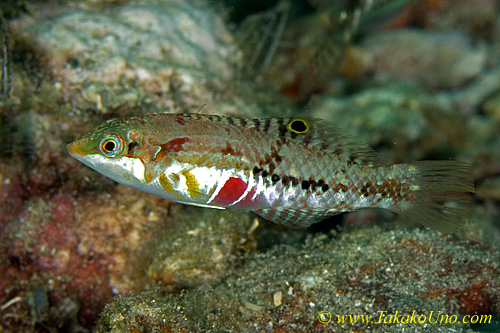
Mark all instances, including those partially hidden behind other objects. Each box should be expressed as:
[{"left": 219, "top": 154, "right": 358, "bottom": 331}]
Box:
[{"left": 1, "top": 193, "right": 115, "bottom": 326}]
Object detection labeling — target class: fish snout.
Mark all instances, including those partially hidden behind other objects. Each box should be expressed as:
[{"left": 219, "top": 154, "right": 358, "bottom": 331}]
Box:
[{"left": 67, "top": 141, "right": 83, "bottom": 157}]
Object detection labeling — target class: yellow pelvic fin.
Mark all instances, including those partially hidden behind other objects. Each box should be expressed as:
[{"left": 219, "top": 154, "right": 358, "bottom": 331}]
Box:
[
  {"left": 159, "top": 174, "right": 182, "bottom": 199},
  {"left": 181, "top": 170, "right": 200, "bottom": 198}
]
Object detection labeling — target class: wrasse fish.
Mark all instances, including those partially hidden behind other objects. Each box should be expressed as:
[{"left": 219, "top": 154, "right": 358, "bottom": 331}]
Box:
[{"left": 67, "top": 112, "right": 474, "bottom": 233}]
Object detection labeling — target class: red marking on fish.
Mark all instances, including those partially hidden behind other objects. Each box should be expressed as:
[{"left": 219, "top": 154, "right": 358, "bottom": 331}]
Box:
[
  {"left": 154, "top": 137, "right": 190, "bottom": 161},
  {"left": 265, "top": 209, "right": 275, "bottom": 220},
  {"left": 212, "top": 177, "right": 248, "bottom": 206},
  {"left": 232, "top": 187, "right": 258, "bottom": 209},
  {"left": 175, "top": 116, "right": 186, "bottom": 126},
  {"left": 276, "top": 210, "right": 288, "bottom": 224},
  {"left": 128, "top": 130, "right": 139, "bottom": 140}
]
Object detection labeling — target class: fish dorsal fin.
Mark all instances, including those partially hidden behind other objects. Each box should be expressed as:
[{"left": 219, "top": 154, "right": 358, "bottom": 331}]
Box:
[
  {"left": 252, "top": 116, "right": 378, "bottom": 165},
  {"left": 195, "top": 104, "right": 215, "bottom": 115}
]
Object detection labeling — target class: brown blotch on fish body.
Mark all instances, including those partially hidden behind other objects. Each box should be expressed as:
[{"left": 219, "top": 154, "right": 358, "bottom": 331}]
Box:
[{"left": 221, "top": 142, "right": 243, "bottom": 157}]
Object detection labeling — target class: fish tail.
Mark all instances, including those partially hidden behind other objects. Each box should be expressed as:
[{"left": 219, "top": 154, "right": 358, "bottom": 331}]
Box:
[{"left": 400, "top": 161, "right": 475, "bottom": 233}]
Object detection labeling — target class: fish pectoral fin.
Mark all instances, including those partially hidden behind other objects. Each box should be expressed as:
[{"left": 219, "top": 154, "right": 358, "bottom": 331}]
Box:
[{"left": 253, "top": 208, "right": 341, "bottom": 228}]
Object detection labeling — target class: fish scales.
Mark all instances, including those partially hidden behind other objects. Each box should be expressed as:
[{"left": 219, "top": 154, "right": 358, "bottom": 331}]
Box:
[{"left": 67, "top": 113, "right": 475, "bottom": 233}]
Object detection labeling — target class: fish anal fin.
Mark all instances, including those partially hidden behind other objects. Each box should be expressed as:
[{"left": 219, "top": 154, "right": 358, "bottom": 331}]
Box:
[{"left": 254, "top": 208, "right": 340, "bottom": 228}]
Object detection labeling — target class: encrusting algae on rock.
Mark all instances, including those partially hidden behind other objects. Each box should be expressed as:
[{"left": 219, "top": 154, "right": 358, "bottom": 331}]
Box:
[
  {"left": 67, "top": 112, "right": 474, "bottom": 233},
  {"left": 97, "top": 225, "right": 500, "bottom": 332}
]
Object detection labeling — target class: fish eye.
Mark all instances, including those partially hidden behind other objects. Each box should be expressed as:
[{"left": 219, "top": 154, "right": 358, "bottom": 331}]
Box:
[
  {"left": 288, "top": 118, "right": 308, "bottom": 134},
  {"left": 98, "top": 134, "right": 123, "bottom": 158}
]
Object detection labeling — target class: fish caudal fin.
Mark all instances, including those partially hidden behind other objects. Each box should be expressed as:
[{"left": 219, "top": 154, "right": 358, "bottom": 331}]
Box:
[{"left": 401, "top": 161, "right": 475, "bottom": 234}]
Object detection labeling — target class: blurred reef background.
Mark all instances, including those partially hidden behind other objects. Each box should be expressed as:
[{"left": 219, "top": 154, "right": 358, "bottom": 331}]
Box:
[{"left": 1, "top": 0, "right": 500, "bottom": 331}]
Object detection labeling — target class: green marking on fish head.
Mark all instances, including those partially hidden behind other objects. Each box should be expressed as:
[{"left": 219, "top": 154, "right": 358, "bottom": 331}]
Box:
[{"left": 67, "top": 118, "right": 148, "bottom": 188}]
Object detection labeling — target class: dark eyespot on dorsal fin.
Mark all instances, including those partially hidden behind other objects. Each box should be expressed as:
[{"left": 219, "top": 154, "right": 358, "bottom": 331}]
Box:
[
  {"left": 288, "top": 118, "right": 308, "bottom": 133},
  {"left": 250, "top": 116, "right": 381, "bottom": 165}
]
